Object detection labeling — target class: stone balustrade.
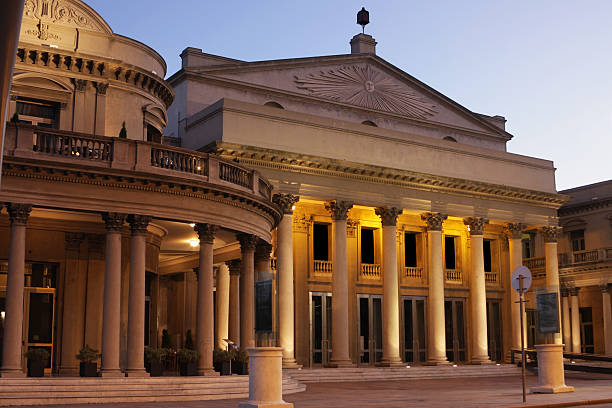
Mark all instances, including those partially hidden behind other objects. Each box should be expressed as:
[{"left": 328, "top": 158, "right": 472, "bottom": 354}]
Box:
[
  {"left": 314, "top": 260, "right": 333, "bottom": 275},
  {"left": 525, "top": 247, "right": 612, "bottom": 271},
  {"left": 485, "top": 272, "right": 498, "bottom": 284},
  {"left": 404, "top": 266, "right": 423, "bottom": 279},
  {"left": 445, "top": 269, "right": 462, "bottom": 283},
  {"left": 360, "top": 263, "right": 381, "bottom": 279}
]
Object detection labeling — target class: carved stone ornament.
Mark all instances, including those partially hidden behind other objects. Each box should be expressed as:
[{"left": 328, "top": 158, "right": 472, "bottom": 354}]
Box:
[
  {"left": 325, "top": 200, "right": 354, "bottom": 221},
  {"left": 237, "top": 233, "right": 258, "bottom": 251},
  {"left": 255, "top": 242, "right": 273, "bottom": 262},
  {"left": 541, "top": 226, "right": 563, "bottom": 243},
  {"left": 7, "top": 203, "right": 32, "bottom": 226},
  {"left": 292, "top": 212, "right": 312, "bottom": 234},
  {"left": 195, "top": 223, "right": 218, "bottom": 244},
  {"left": 600, "top": 283, "right": 610, "bottom": 294},
  {"left": 24, "top": 0, "right": 107, "bottom": 33},
  {"left": 228, "top": 259, "right": 241, "bottom": 276},
  {"left": 272, "top": 193, "right": 299, "bottom": 215},
  {"left": 503, "top": 222, "right": 525, "bottom": 240},
  {"left": 569, "top": 287, "right": 580, "bottom": 297},
  {"left": 294, "top": 65, "right": 437, "bottom": 119},
  {"left": 95, "top": 82, "right": 109, "bottom": 95},
  {"left": 421, "top": 212, "right": 447, "bottom": 231},
  {"left": 375, "top": 207, "right": 402, "bottom": 227},
  {"left": 128, "top": 215, "right": 152, "bottom": 236},
  {"left": 65, "top": 232, "right": 84, "bottom": 251},
  {"left": 346, "top": 218, "right": 359, "bottom": 237},
  {"left": 102, "top": 212, "right": 126, "bottom": 232},
  {"left": 73, "top": 78, "right": 87, "bottom": 92},
  {"left": 464, "top": 217, "right": 489, "bottom": 236}
]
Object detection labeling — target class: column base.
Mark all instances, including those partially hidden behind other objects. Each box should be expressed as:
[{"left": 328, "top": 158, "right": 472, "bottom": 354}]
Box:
[
  {"left": 99, "top": 369, "right": 124, "bottom": 378},
  {"left": 282, "top": 358, "right": 302, "bottom": 369},
  {"left": 125, "top": 369, "right": 149, "bottom": 377},
  {"left": 470, "top": 356, "right": 494, "bottom": 365},
  {"left": 238, "top": 402, "right": 293, "bottom": 408},
  {"left": 424, "top": 357, "right": 451, "bottom": 366},
  {"left": 0, "top": 369, "right": 25, "bottom": 378},
  {"left": 198, "top": 368, "right": 220, "bottom": 376},
  {"left": 326, "top": 359, "right": 355, "bottom": 368},
  {"left": 376, "top": 359, "right": 405, "bottom": 367},
  {"left": 531, "top": 385, "right": 575, "bottom": 394}
]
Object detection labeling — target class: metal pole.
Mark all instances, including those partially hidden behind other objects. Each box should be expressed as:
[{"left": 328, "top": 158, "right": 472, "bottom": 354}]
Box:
[{"left": 519, "top": 275, "right": 526, "bottom": 403}]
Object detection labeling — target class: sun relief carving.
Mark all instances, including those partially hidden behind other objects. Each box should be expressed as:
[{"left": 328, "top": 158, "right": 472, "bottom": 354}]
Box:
[
  {"left": 24, "top": 0, "right": 109, "bottom": 33},
  {"left": 294, "top": 65, "right": 437, "bottom": 119}
]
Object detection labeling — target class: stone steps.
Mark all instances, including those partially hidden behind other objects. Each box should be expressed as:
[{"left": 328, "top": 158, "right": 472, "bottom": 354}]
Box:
[{"left": 0, "top": 376, "right": 306, "bottom": 406}]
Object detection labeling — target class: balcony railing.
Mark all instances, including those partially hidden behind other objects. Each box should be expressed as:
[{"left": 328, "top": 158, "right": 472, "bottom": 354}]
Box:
[
  {"left": 523, "top": 257, "right": 546, "bottom": 270},
  {"left": 360, "top": 263, "right": 381, "bottom": 279},
  {"left": 151, "top": 146, "right": 207, "bottom": 176},
  {"left": 33, "top": 131, "right": 112, "bottom": 161},
  {"left": 314, "top": 260, "right": 333, "bottom": 275},
  {"left": 405, "top": 266, "right": 423, "bottom": 279},
  {"left": 445, "top": 269, "right": 462, "bottom": 283},
  {"left": 485, "top": 272, "right": 498, "bottom": 283},
  {"left": 526, "top": 248, "right": 612, "bottom": 270},
  {"left": 219, "top": 162, "right": 252, "bottom": 188}
]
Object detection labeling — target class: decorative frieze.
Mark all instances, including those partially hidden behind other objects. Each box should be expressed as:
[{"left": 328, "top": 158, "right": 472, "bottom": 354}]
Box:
[
  {"left": 237, "top": 233, "right": 258, "bottom": 251},
  {"left": 128, "top": 214, "right": 152, "bottom": 236},
  {"left": 325, "top": 200, "right": 354, "bottom": 221},
  {"left": 420, "top": 212, "right": 447, "bottom": 231},
  {"left": 272, "top": 193, "right": 299, "bottom": 215},
  {"left": 541, "top": 226, "right": 563, "bottom": 243},
  {"left": 102, "top": 212, "right": 126, "bottom": 232},
  {"left": 375, "top": 207, "right": 402, "bottom": 227},
  {"left": 194, "top": 223, "right": 218, "bottom": 244},
  {"left": 7, "top": 203, "right": 32, "bottom": 226},
  {"left": 503, "top": 222, "right": 525, "bottom": 240},
  {"left": 464, "top": 217, "right": 489, "bottom": 236}
]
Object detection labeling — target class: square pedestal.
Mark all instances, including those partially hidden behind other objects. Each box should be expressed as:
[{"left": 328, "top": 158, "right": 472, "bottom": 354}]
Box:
[{"left": 531, "top": 385, "right": 575, "bottom": 394}]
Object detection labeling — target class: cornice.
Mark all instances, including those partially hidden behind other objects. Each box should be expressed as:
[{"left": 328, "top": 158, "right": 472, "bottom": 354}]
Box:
[
  {"left": 207, "top": 142, "right": 568, "bottom": 209},
  {"left": 558, "top": 196, "right": 612, "bottom": 216}
]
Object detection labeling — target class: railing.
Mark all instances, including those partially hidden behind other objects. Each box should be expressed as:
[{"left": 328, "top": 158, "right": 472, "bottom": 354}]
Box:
[
  {"left": 151, "top": 146, "right": 207, "bottom": 176},
  {"left": 314, "top": 260, "right": 333, "bottom": 275},
  {"left": 269, "top": 257, "right": 277, "bottom": 271},
  {"left": 219, "top": 162, "right": 252, "bottom": 188},
  {"left": 405, "top": 266, "right": 423, "bottom": 279},
  {"left": 33, "top": 130, "right": 112, "bottom": 162},
  {"left": 445, "top": 269, "right": 462, "bottom": 282},
  {"left": 573, "top": 249, "right": 599, "bottom": 264},
  {"left": 523, "top": 257, "right": 545, "bottom": 270},
  {"left": 485, "top": 272, "right": 498, "bottom": 283},
  {"left": 360, "top": 263, "right": 381, "bottom": 279},
  {"left": 258, "top": 179, "right": 272, "bottom": 200}
]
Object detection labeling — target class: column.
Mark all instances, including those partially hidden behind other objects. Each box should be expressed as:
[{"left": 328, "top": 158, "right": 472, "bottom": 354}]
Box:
[
  {"left": 561, "top": 290, "right": 571, "bottom": 351},
  {"left": 125, "top": 215, "right": 151, "bottom": 376},
  {"left": 255, "top": 242, "right": 272, "bottom": 282},
  {"left": 72, "top": 79, "right": 87, "bottom": 132},
  {"left": 464, "top": 217, "right": 492, "bottom": 364},
  {"left": 504, "top": 223, "right": 525, "bottom": 354},
  {"left": 325, "top": 200, "right": 354, "bottom": 367},
  {"left": 421, "top": 212, "right": 449, "bottom": 365},
  {"left": 195, "top": 223, "right": 218, "bottom": 376},
  {"left": 237, "top": 234, "right": 258, "bottom": 349},
  {"left": 0, "top": 203, "right": 31, "bottom": 377},
  {"left": 569, "top": 287, "right": 581, "bottom": 353},
  {"left": 375, "top": 207, "right": 403, "bottom": 366},
  {"left": 601, "top": 285, "right": 612, "bottom": 356},
  {"left": 215, "top": 263, "right": 230, "bottom": 350},
  {"left": 100, "top": 212, "right": 126, "bottom": 377},
  {"left": 542, "top": 226, "right": 563, "bottom": 345},
  {"left": 273, "top": 193, "right": 300, "bottom": 368},
  {"left": 93, "top": 82, "right": 108, "bottom": 135},
  {"left": 228, "top": 260, "right": 241, "bottom": 346}
]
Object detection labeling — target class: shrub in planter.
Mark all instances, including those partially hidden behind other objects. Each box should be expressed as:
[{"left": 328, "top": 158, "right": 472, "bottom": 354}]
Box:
[
  {"left": 232, "top": 348, "right": 249, "bottom": 375},
  {"left": 184, "top": 329, "right": 195, "bottom": 350},
  {"left": 76, "top": 345, "right": 100, "bottom": 377},
  {"left": 25, "top": 348, "right": 49, "bottom": 377},
  {"left": 213, "top": 349, "right": 234, "bottom": 376},
  {"left": 161, "top": 329, "right": 172, "bottom": 349},
  {"left": 144, "top": 347, "right": 167, "bottom": 377},
  {"left": 177, "top": 349, "right": 199, "bottom": 376}
]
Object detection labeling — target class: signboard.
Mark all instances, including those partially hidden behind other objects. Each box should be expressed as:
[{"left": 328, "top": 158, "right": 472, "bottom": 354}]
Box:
[
  {"left": 511, "top": 266, "right": 532, "bottom": 293},
  {"left": 536, "top": 292, "right": 560, "bottom": 334}
]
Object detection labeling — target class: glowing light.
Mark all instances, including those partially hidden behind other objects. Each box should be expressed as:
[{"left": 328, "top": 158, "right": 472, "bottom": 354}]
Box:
[
  {"left": 571, "top": 361, "right": 576, "bottom": 364},
  {"left": 0, "top": 311, "right": 4, "bottom": 320},
  {"left": 189, "top": 223, "right": 195, "bottom": 228},
  {"left": 189, "top": 239, "right": 199, "bottom": 248},
  {"left": 291, "top": 205, "right": 296, "bottom": 211},
  {"left": 197, "top": 166, "right": 201, "bottom": 171},
  {"left": 452, "top": 364, "right": 457, "bottom": 367},
  {"left": 496, "top": 363, "right": 501, "bottom": 366},
  {"left": 405, "top": 365, "right": 411, "bottom": 368}
]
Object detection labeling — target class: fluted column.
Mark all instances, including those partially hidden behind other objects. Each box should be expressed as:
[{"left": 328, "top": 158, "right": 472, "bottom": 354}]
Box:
[
  {"left": 542, "top": 226, "right": 563, "bottom": 345},
  {"left": 273, "top": 193, "right": 300, "bottom": 368},
  {"left": 601, "top": 285, "right": 612, "bottom": 356},
  {"left": 569, "top": 287, "right": 581, "bottom": 353},
  {"left": 100, "top": 212, "right": 126, "bottom": 377},
  {"left": 561, "top": 289, "right": 571, "bottom": 351},
  {"left": 215, "top": 263, "right": 230, "bottom": 350},
  {"left": 504, "top": 223, "right": 525, "bottom": 354},
  {"left": 375, "top": 207, "right": 403, "bottom": 366},
  {"left": 238, "top": 234, "right": 258, "bottom": 349},
  {"left": 125, "top": 215, "right": 151, "bottom": 377},
  {"left": 325, "top": 200, "right": 354, "bottom": 367},
  {"left": 422, "top": 212, "right": 449, "bottom": 365},
  {"left": 195, "top": 223, "right": 218, "bottom": 376},
  {"left": 464, "top": 217, "right": 492, "bottom": 364},
  {"left": 228, "top": 260, "right": 241, "bottom": 346},
  {"left": 1, "top": 204, "right": 31, "bottom": 377}
]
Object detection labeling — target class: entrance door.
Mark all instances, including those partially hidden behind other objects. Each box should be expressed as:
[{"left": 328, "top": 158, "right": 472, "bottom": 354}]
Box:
[
  {"left": 24, "top": 288, "right": 56, "bottom": 375},
  {"left": 580, "top": 307, "right": 594, "bottom": 354},
  {"left": 444, "top": 298, "right": 466, "bottom": 363},
  {"left": 402, "top": 296, "right": 426, "bottom": 363},
  {"left": 358, "top": 294, "right": 382, "bottom": 365},
  {"left": 310, "top": 292, "right": 332, "bottom": 366},
  {"left": 486, "top": 299, "right": 502, "bottom": 362}
]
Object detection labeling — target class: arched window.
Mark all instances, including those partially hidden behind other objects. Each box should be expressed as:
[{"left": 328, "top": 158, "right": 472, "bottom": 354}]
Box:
[
  {"left": 361, "top": 120, "right": 377, "bottom": 127},
  {"left": 443, "top": 136, "right": 457, "bottom": 142},
  {"left": 264, "top": 101, "right": 284, "bottom": 109}
]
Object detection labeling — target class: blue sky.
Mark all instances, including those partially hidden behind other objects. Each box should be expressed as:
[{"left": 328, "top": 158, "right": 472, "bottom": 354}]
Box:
[{"left": 87, "top": 0, "right": 612, "bottom": 191}]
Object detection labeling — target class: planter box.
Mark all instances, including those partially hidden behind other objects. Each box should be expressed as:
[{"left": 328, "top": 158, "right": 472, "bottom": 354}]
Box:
[
  {"left": 220, "top": 361, "right": 231, "bottom": 376},
  {"left": 148, "top": 361, "right": 163, "bottom": 377},
  {"left": 179, "top": 361, "right": 197, "bottom": 376},
  {"left": 232, "top": 360, "right": 248, "bottom": 375},
  {"left": 79, "top": 362, "right": 97, "bottom": 377},
  {"left": 27, "top": 360, "right": 45, "bottom": 377}
]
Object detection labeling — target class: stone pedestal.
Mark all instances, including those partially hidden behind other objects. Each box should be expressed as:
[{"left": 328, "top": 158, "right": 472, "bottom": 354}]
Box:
[
  {"left": 238, "top": 347, "right": 293, "bottom": 408},
  {"left": 530, "top": 344, "right": 574, "bottom": 394}
]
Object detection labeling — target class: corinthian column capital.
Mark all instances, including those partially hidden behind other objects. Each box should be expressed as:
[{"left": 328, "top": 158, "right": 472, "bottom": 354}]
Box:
[
  {"left": 541, "top": 226, "right": 563, "bottom": 243},
  {"left": 194, "top": 223, "right": 218, "bottom": 244},
  {"left": 237, "top": 233, "right": 258, "bottom": 251},
  {"left": 325, "top": 200, "right": 354, "bottom": 221},
  {"left": 375, "top": 207, "right": 402, "bottom": 227},
  {"left": 102, "top": 212, "right": 126, "bottom": 232},
  {"left": 421, "top": 212, "right": 447, "bottom": 231},
  {"left": 7, "top": 203, "right": 32, "bottom": 226},
  {"left": 503, "top": 222, "right": 525, "bottom": 240},
  {"left": 272, "top": 193, "right": 299, "bottom": 215},
  {"left": 464, "top": 217, "right": 489, "bottom": 236},
  {"left": 127, "top": 215, "right": 152, "bottom": 236}
]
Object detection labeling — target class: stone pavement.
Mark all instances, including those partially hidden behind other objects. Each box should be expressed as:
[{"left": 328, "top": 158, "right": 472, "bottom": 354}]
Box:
[{"left": 14, "top": 372, "right": 612, "bottom": 408}]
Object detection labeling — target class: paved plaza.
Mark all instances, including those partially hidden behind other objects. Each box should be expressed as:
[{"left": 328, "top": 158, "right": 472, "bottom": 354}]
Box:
[{"left": 16, "top": 372, "right": 612, "bottom": 408}]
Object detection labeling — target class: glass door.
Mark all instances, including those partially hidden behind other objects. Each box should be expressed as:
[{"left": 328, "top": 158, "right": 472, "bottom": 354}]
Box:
[
  {"left": 444, "top": 298, "right": 466, "bottom": 363},
  {"left": 310, "top": 292, "right": 332, "bottom": 366},
  {"left": 23, "top": 288, "right": 56, "bottom": 375},
  {"left": 486, "top": 299, "right": 502, "bottom": 362},
  {"left": 358, "top": 294, "right": 382, "bottom": 365},
  {"left": 402, "top": 296, "right": 426, "bottom": 363}
]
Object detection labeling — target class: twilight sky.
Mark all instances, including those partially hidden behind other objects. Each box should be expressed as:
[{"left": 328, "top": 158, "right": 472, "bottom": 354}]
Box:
[{"left": 87, "top": 0, "right": 611, "bottom": 191}]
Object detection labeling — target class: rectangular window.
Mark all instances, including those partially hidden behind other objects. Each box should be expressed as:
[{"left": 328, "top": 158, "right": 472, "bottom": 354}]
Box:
[
  {"left": 255, "top": 280, "right": 272, "bottom": 332},
  {"left": 313, "top": 223, "right": 329, "bottom": 261},
  {"left": 444, "top": 236, "right": 456, "bottom": 270},
  {"left": 404, "top": 233, "right": 417, "bottom": 268},
  {"left": 570, "top": 230, "right": 585, "bottom": 252},
  {"left": 483, "top": 240, "right": 492, "bottom": 272},
  {"left": 16, "top": 97, "right": 60, "bottom": 128},
  {"left": 361, "top": 228, "right": 375, "bottom": 264}
]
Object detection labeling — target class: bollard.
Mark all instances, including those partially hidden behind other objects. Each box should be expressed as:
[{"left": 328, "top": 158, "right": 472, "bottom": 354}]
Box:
[
  {"left": 530, "top": 344, "right": 574, "bottom": 394},
  {"left": 238, "top": 347, "right": 293, "bottom": 408}
]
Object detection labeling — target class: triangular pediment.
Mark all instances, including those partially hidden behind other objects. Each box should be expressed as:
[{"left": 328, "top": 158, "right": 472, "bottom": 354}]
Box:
[{"left": 185, "top": 54, "right": 510, "bottom": 139}]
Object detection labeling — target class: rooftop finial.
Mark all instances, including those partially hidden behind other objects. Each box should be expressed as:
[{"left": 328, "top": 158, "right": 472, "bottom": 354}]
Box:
[{"left": 357, "top": 7, "right": 369, "bottom": 34}]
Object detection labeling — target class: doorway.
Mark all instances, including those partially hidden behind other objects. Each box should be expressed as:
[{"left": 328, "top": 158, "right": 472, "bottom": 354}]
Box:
[
  {"left": 486, "top": 299, "right": 503, "bottom": 361},
  {"left": 444, "top": 298, "right": 466, "bottom": 363},
  {"left": 310, "top": 292, "right": 332, "bottom": 366},
  {"left": 402, "top": 296, "right": 426, "bottom": 363},
  {"left": 358, "top": 294, "right": 382, "bottom": 365},
  {"left": 24, "top": 288, "right": 56, "bottom": 375}
]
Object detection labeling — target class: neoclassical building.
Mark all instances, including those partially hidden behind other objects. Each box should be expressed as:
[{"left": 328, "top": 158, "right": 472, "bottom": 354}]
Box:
[
  {"left": 165, "top": 31, "right": 571, "bottom": 368},
  {"left": 0, "top": 0, "right": 281, "bottom": 377}
]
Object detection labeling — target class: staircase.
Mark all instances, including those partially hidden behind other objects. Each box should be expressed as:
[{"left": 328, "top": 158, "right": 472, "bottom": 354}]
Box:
[
  {"left": 285, "top": 364, "right": 521, "bottom": 383},
  {"left": 0, "top": 375, "right": 306, "bottom": 406}
]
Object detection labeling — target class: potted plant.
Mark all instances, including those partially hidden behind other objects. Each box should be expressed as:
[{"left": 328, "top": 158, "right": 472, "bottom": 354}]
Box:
[
  {"left": 76, "top": 345, "right": 99, "bottom": 377},
  {"left": 25, "top": 348, "right": 49, "bottom": 377},
  {"left": 144, "top": 346, "right": 167, "bottom": 377},
  {"left": 213, "top": 348, "right": 234, "bottom": 376},
  {"left": 119, "top": 121, "right": 127, "bottom": 138},
  {"left": 185, "top": 329, "right": 195, "bottom": 350},
  {"left": 161, "top": 329, "right": 172, "bottom": 349},
  {"left": 177, "top": 349, "right": 199, "bottom": 376},
  {"left": 232, "top": 348, "right": 249, "bottom": 375}
]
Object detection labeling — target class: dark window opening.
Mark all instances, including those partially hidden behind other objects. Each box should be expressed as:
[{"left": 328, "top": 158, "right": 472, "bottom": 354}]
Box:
[
  {"left": 522, "top": 238, "right": 532, "bottom": 258},
  {"left": 404, "top": 232, "right": 417, "bottom": 267},
  {"left": 580, "top": 307, "right": 594, "bottom": 354},
  {"left": 483, "top": 240, "right": 492, "bottom": 272},
  {"left": 570, "top": 230, "right": 585, "bottom": 252},
  {"left": 255, "top": 280, "right": 273, "bottom": 332},
  {"left": 146, "top": 124, "right": 162, "bottom": 143},
  {"left": 443, "top": 136, "right": 457, "bottom": 142},
  {"left": 313, "top": 223, "right": 329, "bottom": 261},
  {"left": 361, "top": 120, "right": 377, "bottom": 127},
  {"left": 16, "top": 97, "right": 59, "bottom": 128},
  {"left": 444, "top": 236, "right": 456, "bottom": 269},
  {"left": 264, "top": 101, "right": 284, "bottom": 109},
  {"left": 361, "top": 228, "right": 375, "bottom": 264}
]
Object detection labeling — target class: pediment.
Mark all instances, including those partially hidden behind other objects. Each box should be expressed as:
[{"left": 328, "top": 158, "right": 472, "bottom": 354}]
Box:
[{"left": 23, "top": 0, "right": 112, "bottom": 34}]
